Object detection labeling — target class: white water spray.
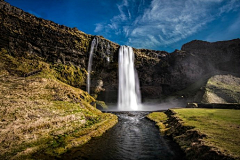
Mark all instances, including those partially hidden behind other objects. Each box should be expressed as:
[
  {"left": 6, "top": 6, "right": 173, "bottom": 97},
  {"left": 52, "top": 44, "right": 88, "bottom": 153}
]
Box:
[
  {"left": 87, "top": 38, "right": 97, "bottom": 94},
  {"left": 118, "top": 46, "right": 141, "bottom": 110}
]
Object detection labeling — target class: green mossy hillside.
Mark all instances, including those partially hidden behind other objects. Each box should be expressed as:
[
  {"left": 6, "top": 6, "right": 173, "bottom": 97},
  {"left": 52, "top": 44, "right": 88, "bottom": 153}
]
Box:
[
  {"left": 0, "top": 49, "right": 118, "bottom": 159},
  {"left": 0, "top": 48, "right": 87, "bottom": 89},
  {"left": 53, "top": 63, "right": 87, "bottom": 88}
]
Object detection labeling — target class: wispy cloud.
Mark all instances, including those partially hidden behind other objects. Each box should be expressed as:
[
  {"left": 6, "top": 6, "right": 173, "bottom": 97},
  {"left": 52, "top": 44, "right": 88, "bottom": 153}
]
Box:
[
  {"left": 94, "top": 23, "right": 103, "bottom": 33},
  {"left": 206, "top": 12, "right": 240, "bottom": 42},
  {"left": 94, "top": 0, "right": 240, "bottom": 50},
  {"left": 27, "top": 10, "right": 43, "bottom": 18}
]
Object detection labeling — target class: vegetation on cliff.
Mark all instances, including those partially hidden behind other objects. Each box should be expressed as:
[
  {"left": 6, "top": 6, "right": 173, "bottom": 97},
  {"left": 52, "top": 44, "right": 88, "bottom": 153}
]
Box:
[
  {"left": 0, "top": 47, "right": 88, "bottom": 88},
  {"left": 0, "top": 49, "right": 118, "bottom": 159},
  {"left": 202, "top": 75, "right": 240, "bottom": 103},
  {"left": 148, "top": 109, "right": 240, "bottom": 159}
]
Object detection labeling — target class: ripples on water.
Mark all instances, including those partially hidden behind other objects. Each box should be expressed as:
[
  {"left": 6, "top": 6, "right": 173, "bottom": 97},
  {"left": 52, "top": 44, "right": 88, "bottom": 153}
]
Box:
[{"left": 62, "top": 112, "right": 186, "bottom": 160}]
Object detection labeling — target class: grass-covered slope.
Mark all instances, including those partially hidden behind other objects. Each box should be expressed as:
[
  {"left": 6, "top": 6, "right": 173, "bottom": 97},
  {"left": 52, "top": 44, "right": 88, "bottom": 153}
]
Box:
[
  {"left": 172, "top": 109, "right": 240, "bottom": 158},
  {"left": 0, "top": 49, "right": 118, "bottom": 159},
  {"left": 202, "top": 75, "right": 240, "bottom": 103},
  {"left": 148, "top": 109, "right": 240, "bottom": 159}
]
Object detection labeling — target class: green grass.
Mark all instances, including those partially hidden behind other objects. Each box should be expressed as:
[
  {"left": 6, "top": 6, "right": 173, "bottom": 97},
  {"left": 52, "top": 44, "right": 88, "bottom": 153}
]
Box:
[
  {"left": 172, "top": 108, "right": 240, "bottom": 158},
  {"left": 53, "top": 63, "right": 87, "bottom": 88},
  {"left": 148, "top": 112, "right": 168, "bottom": 122},
  {"left": 0, "top": 48, "right": 87, "bottom": 89},
  {"left": 147, "top": 112, "right": 168, "bottom": 134}
]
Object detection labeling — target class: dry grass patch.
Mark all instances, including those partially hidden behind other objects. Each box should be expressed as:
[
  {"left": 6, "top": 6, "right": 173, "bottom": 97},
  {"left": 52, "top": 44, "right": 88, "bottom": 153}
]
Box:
[{"left": 0, "top": 75, "right": 116, "bottom": 159}]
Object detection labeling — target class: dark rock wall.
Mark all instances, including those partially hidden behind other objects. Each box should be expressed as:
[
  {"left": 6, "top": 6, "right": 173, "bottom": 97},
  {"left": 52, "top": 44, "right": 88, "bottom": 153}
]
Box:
[
  {"left": 134, "top": 39, "right": 240, "bottom": 101},
  {"left": 134, "top": 49, "right": 171, "bottom": 99},
  {"left": 89, "top": 36, "right": 119, "bottom": 90},
  {"left": 1, "top": 1, "right": 240, "bottom": 103},
  {"left": 0, "top": 1, "right": 121, "bottom": 67},
  {"left": 89, "top": 36, "right": 119, "bottom": 102},
  {"left": 181, "top": 40, "right": 240, "bottom": 74}
]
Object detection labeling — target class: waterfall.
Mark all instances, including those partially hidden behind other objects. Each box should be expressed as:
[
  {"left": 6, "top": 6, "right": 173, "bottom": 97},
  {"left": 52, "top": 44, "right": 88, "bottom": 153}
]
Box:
[
  {"left": 118, "top": 46, "right": 141, "bottom": 110},
  {"left": 87, "top": 37, "right": 97, "bottom": 94}
]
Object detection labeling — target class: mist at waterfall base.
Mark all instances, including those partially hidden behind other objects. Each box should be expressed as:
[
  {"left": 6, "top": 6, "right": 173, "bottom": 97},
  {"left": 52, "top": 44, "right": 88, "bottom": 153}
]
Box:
[{"left": 101, "top": 100, "right": 186, "bottom": 111}]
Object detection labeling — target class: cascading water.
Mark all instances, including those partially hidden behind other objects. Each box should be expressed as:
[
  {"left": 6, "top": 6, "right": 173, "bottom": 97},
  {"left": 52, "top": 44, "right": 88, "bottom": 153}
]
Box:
[
  {"left": 87, "top": 37, "right": 97, "bottom": 94},
  {"left": 118, "top": 45, "right": 141, "bottom": 110}
]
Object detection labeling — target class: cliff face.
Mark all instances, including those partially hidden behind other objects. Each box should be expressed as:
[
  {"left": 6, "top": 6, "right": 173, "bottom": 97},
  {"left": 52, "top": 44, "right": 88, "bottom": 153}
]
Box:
[
  {"left": 181, "top": 39, "right": 240, "bottom": 74},
  {"left": 163, "top": 39, "right": 240, "bottom": 103},
  {"left": 0, "top": 1, "right": 89, "bottom": 67},
  {"left": 1, "top": 0, "right": 240, "bottom": 103},
  {"left": 0, "top": 0, "right": 120, "bottom": 96}
]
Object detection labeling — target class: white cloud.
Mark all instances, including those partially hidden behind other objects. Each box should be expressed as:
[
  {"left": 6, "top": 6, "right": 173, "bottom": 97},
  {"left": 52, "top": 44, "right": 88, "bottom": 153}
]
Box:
[
  {"left": 94, "top": 0, "right": 240, "bottom": 49},
  {"left": 94, "top": 23, "right": 103, "bottom": 33},
  {"left": 218, "top": 0, "right": 240, "bottom": 14}
]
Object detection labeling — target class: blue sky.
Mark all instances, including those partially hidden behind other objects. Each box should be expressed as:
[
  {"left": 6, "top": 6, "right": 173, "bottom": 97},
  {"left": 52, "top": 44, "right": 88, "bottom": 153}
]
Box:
[{"left": 5, "top": 0, "right": 240, "bottom": 52}]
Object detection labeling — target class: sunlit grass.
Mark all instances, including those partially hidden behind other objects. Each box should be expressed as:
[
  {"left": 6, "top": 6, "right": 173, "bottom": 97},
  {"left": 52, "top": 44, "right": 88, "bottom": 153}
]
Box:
[
  {"left": 147, "top": 112, "right": 168, "bottom": 134},
  {"left": 148, "top": 112, "right": 168, "bottom": 122},
  {"left": 172, "top": 108, "right": 240, "bottom": 158}
]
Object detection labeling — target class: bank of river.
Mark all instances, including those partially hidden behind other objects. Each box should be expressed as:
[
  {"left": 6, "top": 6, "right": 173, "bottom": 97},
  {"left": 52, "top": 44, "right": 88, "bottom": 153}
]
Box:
[{"left": 149, "top": 109, "right": 240, "bottom": 160}]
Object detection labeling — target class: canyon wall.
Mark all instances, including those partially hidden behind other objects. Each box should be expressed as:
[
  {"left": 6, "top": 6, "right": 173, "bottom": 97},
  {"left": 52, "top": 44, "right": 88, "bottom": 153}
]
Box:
[{"left": 1, "top": 0, "right": 240, "bottom": 103}]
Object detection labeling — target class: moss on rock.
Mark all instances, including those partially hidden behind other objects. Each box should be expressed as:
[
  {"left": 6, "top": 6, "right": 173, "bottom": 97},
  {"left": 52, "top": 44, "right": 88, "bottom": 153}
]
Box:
[{"left": 202, "top": 75, "right": 240, "bottom": 103}]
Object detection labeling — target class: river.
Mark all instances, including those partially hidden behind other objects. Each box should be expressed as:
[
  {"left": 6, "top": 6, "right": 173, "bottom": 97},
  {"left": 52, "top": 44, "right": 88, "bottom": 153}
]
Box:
[{"left": 62, "top": 111, "right": 186, "bottom": 160}]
